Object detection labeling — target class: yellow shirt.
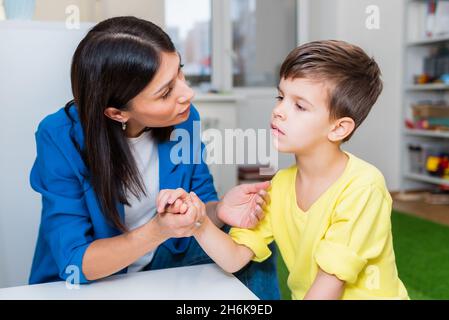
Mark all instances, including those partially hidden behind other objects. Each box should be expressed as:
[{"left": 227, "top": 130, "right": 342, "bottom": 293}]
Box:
[{"left": 230, "top": 152, "right": 409, "bottom": 300}]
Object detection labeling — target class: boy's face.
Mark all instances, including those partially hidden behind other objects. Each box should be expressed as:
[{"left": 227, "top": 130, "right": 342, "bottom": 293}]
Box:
[{"left": 271, "top": 77, "right": 335, "bottom": 154}]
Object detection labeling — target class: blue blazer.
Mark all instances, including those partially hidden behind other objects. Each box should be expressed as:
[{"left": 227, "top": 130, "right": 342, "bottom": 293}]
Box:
[{"left": 29, "top": 104, "right": 218, "bottom": 285}]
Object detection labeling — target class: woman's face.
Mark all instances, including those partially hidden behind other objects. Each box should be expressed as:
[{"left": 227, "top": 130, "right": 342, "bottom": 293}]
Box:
[{"left": 115, "top": 51, "right": 195, "bottom": 137}]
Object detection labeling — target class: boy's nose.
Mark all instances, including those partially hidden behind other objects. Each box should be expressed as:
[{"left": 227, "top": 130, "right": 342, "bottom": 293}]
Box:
[{"left": 273, "top": 104, "right": 286, "bottom": 120}]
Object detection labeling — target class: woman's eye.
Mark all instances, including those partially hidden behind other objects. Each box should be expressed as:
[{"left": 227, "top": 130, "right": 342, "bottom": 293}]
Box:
[
  {"left": 296, "top": 104, "right": 306, "bottom": 111},
  {"left": 162, "top": 89, "right": 173, "bottom": 100}
]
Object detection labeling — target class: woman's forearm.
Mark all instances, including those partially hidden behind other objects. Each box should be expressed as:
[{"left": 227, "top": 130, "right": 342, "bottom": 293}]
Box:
[
  {"left": 194, "top": 217, "right": 253, "bottom": 273},
  {"left": 82, "top": 219, "right": 167, "bottom": 281}
]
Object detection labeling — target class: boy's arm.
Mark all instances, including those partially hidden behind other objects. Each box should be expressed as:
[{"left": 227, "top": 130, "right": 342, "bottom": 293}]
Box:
[
  {"left": 303, "top": 268, "right": 345, "bottom": 300},
  {"left": 194, "top": 216, "right": 254, "bottom": 273}
]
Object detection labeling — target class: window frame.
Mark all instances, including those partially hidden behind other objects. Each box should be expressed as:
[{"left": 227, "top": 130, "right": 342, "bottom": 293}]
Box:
[{"left": 207, "top": 0, "right": 308, "bottom": 92}]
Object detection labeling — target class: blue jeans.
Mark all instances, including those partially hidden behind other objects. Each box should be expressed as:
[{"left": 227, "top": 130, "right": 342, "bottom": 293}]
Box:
[{"left": 144, "top": 227, "right": 280, "bottom": 300}]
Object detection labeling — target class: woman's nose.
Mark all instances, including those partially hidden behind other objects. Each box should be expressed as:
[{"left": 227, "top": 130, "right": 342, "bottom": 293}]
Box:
[{"left": 177, "top": 82, "right": 195, "bottom": 104}]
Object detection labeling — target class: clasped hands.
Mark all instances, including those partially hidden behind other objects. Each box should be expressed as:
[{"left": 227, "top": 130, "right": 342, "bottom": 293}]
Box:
[{"left": 153, "top": 182, "right": 271, "bottom": 239}]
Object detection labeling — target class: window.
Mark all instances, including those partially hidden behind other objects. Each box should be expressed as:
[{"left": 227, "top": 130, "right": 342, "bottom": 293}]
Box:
[
  {"left": 231, "top": 0, "right": 297, "bottom": 87},
  {"left": 165, "top": 0, "right": 212, "bottom": 86},
  {"left": 165, "top": 0, "right": 300, "bottom": 89}
]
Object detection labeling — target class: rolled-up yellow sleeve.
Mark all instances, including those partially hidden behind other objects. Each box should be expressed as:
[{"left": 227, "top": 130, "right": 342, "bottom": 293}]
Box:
[
  {"left": 315, "top": 240, "right": 367, "bottom": 284},
  {"left": 315, "top": 183, "right": 392, "bottom": 284},
  {"left": 229, "top": 187, "right": 275, "bottom": 263},
  {"left": 229, "top": 228, "right": 272, "bottom": 262}
]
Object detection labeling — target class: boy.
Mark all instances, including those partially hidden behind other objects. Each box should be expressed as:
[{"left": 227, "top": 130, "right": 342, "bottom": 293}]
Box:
[{"left": 165, "top": 40, "right": 408, "bottom": 300}]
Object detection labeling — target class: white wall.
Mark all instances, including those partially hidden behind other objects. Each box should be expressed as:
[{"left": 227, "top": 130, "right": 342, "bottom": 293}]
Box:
[
  {"left": 308, "top": 0, "right": 338, "bottom": 40},
  {"left": 305, "top": 0, "right": 404, "bottom": 190},
  {"left": 34, "top": 0, "right": 165, "bottom": 25},
  {"left": 235, "top": 90, "right": 295, "bottom": 170},
  {"left": 0, "top": 21, "right": 93, "bottom": 288},
  {"left": 34, "top": 0, "right": 96, "bottom": 22},
  {"left": 97, "top": 0, "right": 165, "bottom": 26}
]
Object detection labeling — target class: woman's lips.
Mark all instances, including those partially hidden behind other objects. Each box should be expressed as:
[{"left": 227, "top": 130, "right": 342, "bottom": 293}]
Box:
[{"left": 271, "top": 123, "right": 285, "bottom": 136}]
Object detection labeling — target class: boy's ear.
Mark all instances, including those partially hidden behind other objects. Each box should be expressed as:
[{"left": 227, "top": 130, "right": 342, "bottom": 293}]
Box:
[{"left": 328, "top": 117, "right": 355, "bottom": 142}]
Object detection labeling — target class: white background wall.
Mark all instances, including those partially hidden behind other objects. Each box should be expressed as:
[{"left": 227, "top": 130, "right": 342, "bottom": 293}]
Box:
[
  {"left": 34, "top": 0, "right": 165, "bottom": 25},
  {"left": 0, "top": 22, "right": 93, "bottom": 288},
  {"left": 307, "top": 0, "right": 404, "bottom": 190},
  {"left": 235, "top": 90, "right": 295, "bottom": 170}
]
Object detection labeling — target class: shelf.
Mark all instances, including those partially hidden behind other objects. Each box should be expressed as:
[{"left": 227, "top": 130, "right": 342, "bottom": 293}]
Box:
[
  {"left": 402, "top": 0, "right": 449, "bottom": 191},
  {"left": 407, "top": 35, "right": 449, "bottom": 46},
  {"left": 404, "top": 129, "right": 449, "bottom": 138},
  {"left": 405, "top": 172, "right": 449, "bottom": 187},
  {"left": 405, "top": 84, "right": 449, "bottom": 91}
]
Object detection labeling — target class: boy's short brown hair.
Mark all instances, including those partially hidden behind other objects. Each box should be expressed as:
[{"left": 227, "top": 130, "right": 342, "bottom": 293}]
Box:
[{"left": 279, "top": 40, "right": 383, "bottom": 141}]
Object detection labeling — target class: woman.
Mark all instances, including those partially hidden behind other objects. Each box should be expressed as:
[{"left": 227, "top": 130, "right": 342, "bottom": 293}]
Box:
[{"left": 29, "top": 16, "right": 279, "bottom": 299}]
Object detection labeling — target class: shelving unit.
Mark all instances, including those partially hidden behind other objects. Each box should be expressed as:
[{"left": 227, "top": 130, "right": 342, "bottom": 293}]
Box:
[
  {"left": 407, "top": 34, "right": 449, "bottom": 46},
  {"left": 404, "top": 172, "right": 449, "bottom": 187},
  {"left": 406, "top": 83, "right": 449, "bottom": 91},
  {"left": 404, "top": 129, "right": 449, "bottom": 138},
  {"left": 401, "top": 0, "right": 449, "bottom": 191}
]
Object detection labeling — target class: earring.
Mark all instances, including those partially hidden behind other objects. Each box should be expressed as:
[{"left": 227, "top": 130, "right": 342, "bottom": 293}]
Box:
[{"left": 122, "top": 122, "right": 127, "bottom": 131}]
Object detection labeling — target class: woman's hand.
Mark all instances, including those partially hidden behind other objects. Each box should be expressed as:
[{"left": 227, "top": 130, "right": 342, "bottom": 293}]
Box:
[
  {"left": 153, "top": 190, "right": 206, "bottom": 239},
  {"left": 156, "top": 188, "right": 190, "bottom": 214},
  {"left": 216, "top": 181, "right": 270, "bottom": 229}
]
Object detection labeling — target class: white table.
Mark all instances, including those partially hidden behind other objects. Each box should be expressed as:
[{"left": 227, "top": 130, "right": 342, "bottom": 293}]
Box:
[{"left": 0, "top": 264, "right": 258, "bottom": 300}]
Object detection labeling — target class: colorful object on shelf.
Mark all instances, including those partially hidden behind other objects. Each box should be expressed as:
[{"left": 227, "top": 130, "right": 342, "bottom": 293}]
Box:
[
  {"left": 3, "top": 0, "right": 36, "bottom": 20},
  {"left": 238, "top": 166, "right": 275, "bottom": 183},
  {"left": 422, "top": 46, "right": 449, "bottom": 82},
  {"left": 426, "top": 153, "right": 449, "bottom": 179},
  {"left": 426, "top": 156, "right": 441, "bottom": 173},
  {"left": 409, "top": 141, "right": 449, "bottom": 181},
  {"left": 413, "top": 74, "right": 431, "bottom": 85},
  {"left": 411, "top": 101, "right": 449, "bottom": 131},
  {"left": 405, "top": 119, "right": 415, "bottom": 129},
  {"left": 416, "top": 118, "right": 449, "bottom": 130},
  {"left": 441, "top": 73, "right": 449, "bottom": 85},
  {"left": 426, "top": 0, "right": 437, "bottom": 37},
  {"left": 409, "top": 144, "right": 425, "bottom": 174}
]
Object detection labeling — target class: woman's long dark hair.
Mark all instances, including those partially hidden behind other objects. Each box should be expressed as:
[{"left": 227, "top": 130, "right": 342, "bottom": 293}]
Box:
[{"left": 66, "top": 16, "right": 175, "bottom": 231}]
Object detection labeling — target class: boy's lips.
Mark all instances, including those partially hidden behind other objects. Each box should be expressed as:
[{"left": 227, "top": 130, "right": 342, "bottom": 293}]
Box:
[{"left": 271, "top": 123, "right": 285, "bottom": 136}]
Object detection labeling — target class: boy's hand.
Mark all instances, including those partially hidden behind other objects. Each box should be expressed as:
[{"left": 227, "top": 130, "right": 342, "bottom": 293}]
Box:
[{"left": 156, "top": 188, "right": 189, "bottom": 214}]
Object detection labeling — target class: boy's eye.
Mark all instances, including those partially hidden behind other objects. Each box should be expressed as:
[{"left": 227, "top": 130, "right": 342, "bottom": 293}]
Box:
[
  {"left": 275, "top": 96, "right": 283, "bottom": 101},
  {"left": 296, "top": 104, "right": 306, "bottom": 111}
]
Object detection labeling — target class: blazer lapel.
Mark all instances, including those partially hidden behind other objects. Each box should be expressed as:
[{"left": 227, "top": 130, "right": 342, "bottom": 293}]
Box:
[{"left": 158, "top": 140, "right": 180, "bottom": 190}]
